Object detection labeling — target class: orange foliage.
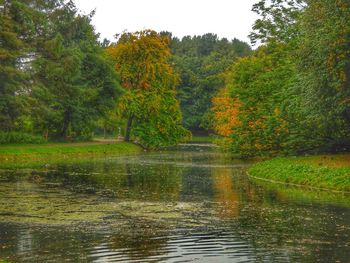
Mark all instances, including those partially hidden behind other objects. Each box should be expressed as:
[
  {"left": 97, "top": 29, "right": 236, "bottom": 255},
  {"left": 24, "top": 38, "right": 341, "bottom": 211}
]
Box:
[
  {"left": 212, "top": 168, "right": 240, "bottom": 219},
  {"left": 211, "top": 88, "right": 240, "bottom": 137}
]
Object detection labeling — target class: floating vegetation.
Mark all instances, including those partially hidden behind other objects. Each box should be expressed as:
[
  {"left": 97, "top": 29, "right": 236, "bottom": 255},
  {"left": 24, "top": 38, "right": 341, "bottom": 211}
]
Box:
[
  {"left": 0, "top": 147, "right": 349, "bottom": 262},
  {"left": 0, "top": 178, "right": 216, "bottom": 228}
]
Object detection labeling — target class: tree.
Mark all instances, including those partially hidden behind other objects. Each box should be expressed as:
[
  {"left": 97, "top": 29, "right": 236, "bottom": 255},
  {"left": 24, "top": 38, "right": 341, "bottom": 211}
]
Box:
[
  {"left": 30, "top": 1, "right": 121, "bottom": 140},
  {"left": 295, "top": 0, "right": 350, "bottom": 151},
  {"left": 0, "top": 0, "right": 31, "bottom": 131},
  {"left": 249, "top": 0, "right": 305, "bottom": 46},
  {"left": 170, "top": 34, "right": 252, "bottom": 131},
  {"left": 213, "top": 0, "right": 350, "bottom": 157},
  {"left": 0, "top": 0, "right": 121, "bottom": 141},
  {"left": 107, "top": 30, "right": 189, "bottom": 148},
  {"left": 212, "top": 44, "right": 296, "bottom": 157}
]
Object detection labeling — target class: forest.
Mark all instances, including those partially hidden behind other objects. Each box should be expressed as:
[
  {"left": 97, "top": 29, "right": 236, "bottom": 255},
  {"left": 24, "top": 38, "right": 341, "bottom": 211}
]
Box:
[{"left": 1, "top": 0, "right": 350, "bottom": 156}]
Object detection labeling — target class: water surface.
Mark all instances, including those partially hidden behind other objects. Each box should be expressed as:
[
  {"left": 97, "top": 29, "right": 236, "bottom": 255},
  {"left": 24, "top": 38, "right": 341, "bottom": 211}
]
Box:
[{"left": 0, "top": 144, "right": 349, "bottom": 262}]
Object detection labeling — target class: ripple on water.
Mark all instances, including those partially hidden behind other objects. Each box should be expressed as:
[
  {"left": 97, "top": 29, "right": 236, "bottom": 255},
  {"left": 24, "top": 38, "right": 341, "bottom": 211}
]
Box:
[
  {"left": 85, "top": 229, "right": 293, "bottom": 263},
  {"left": 0, "top": 145, "right": 350, "bottom": 262}
]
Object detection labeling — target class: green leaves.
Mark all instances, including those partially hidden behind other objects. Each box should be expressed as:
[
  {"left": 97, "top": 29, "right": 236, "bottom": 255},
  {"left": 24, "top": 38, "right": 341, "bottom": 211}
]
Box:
[
  {"left": 249, "top": 0, "right": 305, "bottom": 45},
  {"left": 107, "top": 30, "right": 189, "bottom": 148},
  {"left": 0, "top": 1, "right": 121, "bottom": 142},
  {"left": 214, "top": 0, "right": 350, "bottom": 157},
  {"left": 170, "top": 34, "right": 252, "bottom": 130},
  {"left": 223, "top": 45, "right": 296, "bottom": 157}
]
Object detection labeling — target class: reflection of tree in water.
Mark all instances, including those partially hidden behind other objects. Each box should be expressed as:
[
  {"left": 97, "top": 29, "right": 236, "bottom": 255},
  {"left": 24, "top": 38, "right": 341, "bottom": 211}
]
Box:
[
  {"left": 180, "top": 167, "right": 214, "bottom": 201},
  {"left": 233, "top": 201, "right": 350, "bottom": 262},
  {"left": 2, "top": 151, "right": 350, "bottom": 262},
  {"left": 39, "top": 159, "right": 184, "bottom": 201},
  {"left": 0, "top": 224, "right": 95, "bottom": 262},
  {"left": 216, "top": 170, "right": 350, "bottom": 262},
  {"left": 121, "top": 162, "right": 183, "bottom": 201},
  {"left": 212, "top": 167, "right": 240, "bottom": 218}
]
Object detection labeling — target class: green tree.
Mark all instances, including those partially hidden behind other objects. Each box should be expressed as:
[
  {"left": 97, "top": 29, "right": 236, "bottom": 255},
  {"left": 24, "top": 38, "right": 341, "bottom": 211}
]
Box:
[
  {"left": 30, "top": 2, "right": 121, "bottom": 140},
  {"left": 226, "top": 44, "right": 297, "bottom": 157},
  {"left": 249, "top": 0, "right": 305, "bottom": 46},
  {"left": 0, "top": 0, "right": 30, "bottom": 130},
  {"left": 214, "top": 0, "right": 350, "bottom": 157},
  {"left": 0, "top": 0, "right": 120, "bottom": 141},
  {"left": 0, "top": 0, "right": 64, "bottom": 132},
  {"left": 107, "top": 30, "right": 189, "bottom": 148},
  {"left": 169, "top": 34, "right": 252, "bottom": 131},
  {"left": 295, "top": 0, "right": 350, "bottom": 151}
]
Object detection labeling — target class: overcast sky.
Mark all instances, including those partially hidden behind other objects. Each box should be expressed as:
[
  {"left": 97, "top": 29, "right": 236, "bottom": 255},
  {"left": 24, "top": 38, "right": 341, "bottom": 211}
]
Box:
[{"left": 74, "top": 0, "right": 259, "bottom": 44}]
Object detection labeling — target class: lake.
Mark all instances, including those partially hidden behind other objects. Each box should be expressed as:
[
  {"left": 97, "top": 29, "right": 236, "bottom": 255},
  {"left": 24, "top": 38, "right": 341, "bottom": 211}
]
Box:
[{"left": 0, "top": 144, "right": 349, "bottom": 262}]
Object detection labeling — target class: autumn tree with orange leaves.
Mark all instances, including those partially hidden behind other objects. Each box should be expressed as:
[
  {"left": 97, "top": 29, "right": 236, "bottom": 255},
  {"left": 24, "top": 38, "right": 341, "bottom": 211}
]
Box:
[{"left": 211, "top": 44, "right": 295, "bottom": 157}]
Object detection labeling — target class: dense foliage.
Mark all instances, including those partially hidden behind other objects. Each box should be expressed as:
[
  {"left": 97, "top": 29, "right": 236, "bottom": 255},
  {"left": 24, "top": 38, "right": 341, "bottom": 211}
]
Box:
[
  {"left": 107, "top": 30, "right": 190, "bottom": 148},
  {"left": 3, "top": 0, "right": 346, "bottom": 155},
  {"left": 0, "top": 0, "right": 121, "bottom": 142},
  {"left": 0, "top": 1, "right": 253, "bottom": 146},
  {"left": 167, "top": 33, "right": 252, "bottom": 131},
  {"left": 211, "top": 0, "right": 350, "bottom": 157},
  {"left": 0, "top": 131, "right": 46, "bottom": 144}
]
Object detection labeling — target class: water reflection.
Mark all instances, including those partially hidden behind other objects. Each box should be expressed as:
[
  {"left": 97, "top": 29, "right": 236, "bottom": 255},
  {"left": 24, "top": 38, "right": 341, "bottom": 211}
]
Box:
[
  {"left": 212, "top": 168, "right": 240, "bottom": 219},
  {"left": 0, "top": 145, "right": 349, "bottom": 262}
]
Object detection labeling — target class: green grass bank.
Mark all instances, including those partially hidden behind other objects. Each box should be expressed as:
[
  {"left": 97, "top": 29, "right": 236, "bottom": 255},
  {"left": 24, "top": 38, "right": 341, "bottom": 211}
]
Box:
[
  {"left": 248, "top": 155, "right": 350, "bottom": 192},
  {"left": 190, "top": 136, "right": 214, "bottom": 143},
  {"left": 0, "top": 142, "right": 142, "bottom": 169}
]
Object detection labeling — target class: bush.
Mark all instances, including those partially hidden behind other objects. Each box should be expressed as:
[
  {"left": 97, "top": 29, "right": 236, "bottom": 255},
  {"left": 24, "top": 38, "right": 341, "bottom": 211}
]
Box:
[{"left": 0, "top": 132, "right": 46, "bottom": 144}]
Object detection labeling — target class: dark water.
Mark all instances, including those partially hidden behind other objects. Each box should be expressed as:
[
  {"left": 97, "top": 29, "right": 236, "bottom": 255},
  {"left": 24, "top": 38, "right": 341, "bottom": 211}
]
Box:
[{"left": 0, "top": 145, "right": 349, "bottom": 262}]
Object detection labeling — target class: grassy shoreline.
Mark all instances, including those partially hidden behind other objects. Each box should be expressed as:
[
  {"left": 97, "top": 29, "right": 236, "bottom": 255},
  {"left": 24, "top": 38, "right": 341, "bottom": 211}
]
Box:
[
  {"left": 248, "top": 155, "right": 350, "bottom": 192},
  {"left": 0, "top": 142, "right": 142, "bottom": 169},
  {"left": 190, "top": 136, "right": 214, "bottom": 143}
]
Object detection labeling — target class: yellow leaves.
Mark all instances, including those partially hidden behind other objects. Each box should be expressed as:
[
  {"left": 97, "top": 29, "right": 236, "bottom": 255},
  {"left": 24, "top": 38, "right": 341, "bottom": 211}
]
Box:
[
  {"left": 273, "top": 107, "right": 281, "bottom": 115},
  {"left": 211, "top": 88, "right": 241, "bottom": 137},
  {"left": 212, "top": 168, "right": 240, "bottom": 219},
  {"left": 106, "top": 30, "right": 176, "bottom": 92}
]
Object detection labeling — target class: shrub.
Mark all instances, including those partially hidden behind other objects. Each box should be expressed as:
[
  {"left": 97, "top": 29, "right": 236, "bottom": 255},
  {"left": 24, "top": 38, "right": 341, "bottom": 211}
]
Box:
[{"left": 0, "top": 132, "right": 46, "bottom": 144}]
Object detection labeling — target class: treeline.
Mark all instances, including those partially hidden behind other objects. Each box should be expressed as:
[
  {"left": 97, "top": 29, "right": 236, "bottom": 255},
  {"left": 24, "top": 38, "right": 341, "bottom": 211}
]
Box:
[
  {"left": 167, "top": 33, "right": 252, "bottom": 131},
  {"left": 0, "top": 0, "right": 255, "bottom": 147},
  {"left": 0, "top": 1, "right": 190, "bottom": 147},
  {"left": 211, "top": 0, "right": 350, "bottom": 157}
]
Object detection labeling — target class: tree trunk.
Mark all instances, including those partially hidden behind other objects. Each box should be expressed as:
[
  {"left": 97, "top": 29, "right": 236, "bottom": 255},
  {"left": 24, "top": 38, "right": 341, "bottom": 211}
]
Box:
[
  {"left": 61, "top": 111, "right": 71, "bottom": 140},
  {"left": 125, "top": 115, "right": 134, "bottom": 142},
  {"left": 44, "top": 129, "right": 49, "bottom": 141}
]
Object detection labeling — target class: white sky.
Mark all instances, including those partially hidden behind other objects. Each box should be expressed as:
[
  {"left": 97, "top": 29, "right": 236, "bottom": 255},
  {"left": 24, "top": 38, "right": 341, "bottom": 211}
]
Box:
[{"left": 74, "top": 0, "right": 259, "bottom": 44}]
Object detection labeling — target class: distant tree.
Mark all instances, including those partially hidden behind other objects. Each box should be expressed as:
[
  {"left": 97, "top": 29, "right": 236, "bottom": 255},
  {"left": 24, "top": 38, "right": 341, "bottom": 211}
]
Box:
[{"left": 170, "top": 34, "right": 252, "bottom": 131}]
